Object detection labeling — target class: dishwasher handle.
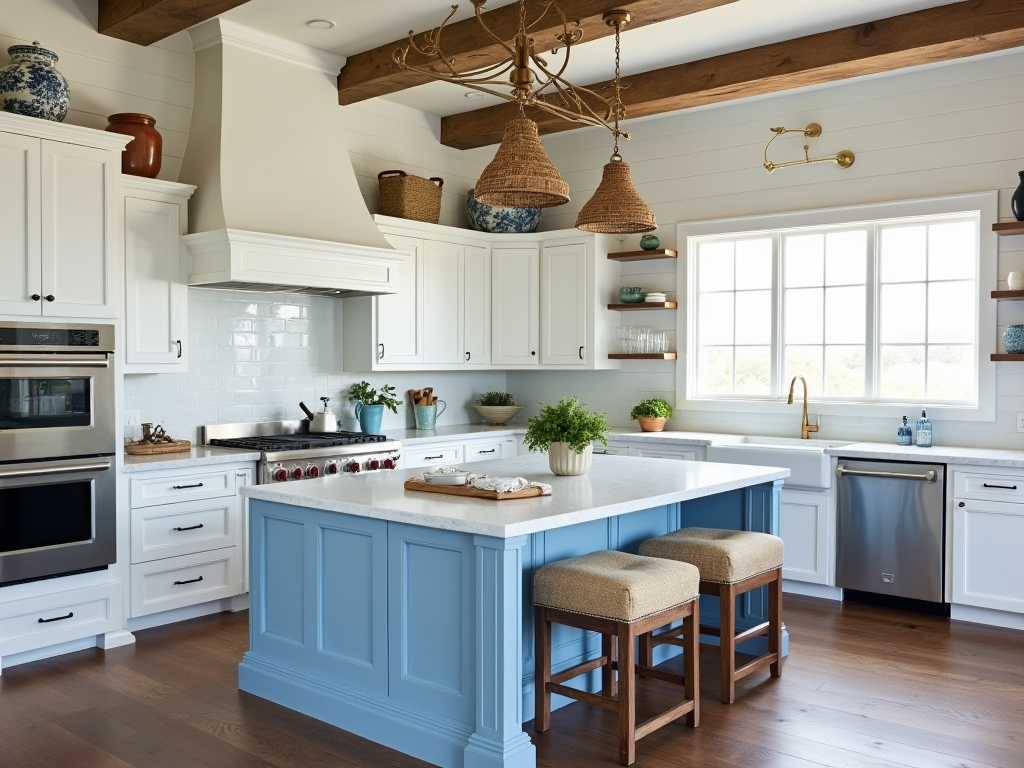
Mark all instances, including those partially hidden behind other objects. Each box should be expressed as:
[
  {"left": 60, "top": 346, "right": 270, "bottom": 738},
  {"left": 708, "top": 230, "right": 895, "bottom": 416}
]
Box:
[{"left": 836, "top": 465, "right": 937, "bottom": 483}]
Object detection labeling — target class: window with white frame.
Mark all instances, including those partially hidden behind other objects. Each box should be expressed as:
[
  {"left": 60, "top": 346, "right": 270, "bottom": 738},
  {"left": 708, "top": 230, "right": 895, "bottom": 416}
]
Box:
[{"left": 679, "top": 193, "right": 997, "bottom": 419}]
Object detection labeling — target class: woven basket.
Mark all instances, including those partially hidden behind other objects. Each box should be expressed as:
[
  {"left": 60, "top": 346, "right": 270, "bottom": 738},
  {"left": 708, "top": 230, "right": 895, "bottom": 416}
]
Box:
[{"left": 378, "top": 170, "right": 444, "bottom": 223}]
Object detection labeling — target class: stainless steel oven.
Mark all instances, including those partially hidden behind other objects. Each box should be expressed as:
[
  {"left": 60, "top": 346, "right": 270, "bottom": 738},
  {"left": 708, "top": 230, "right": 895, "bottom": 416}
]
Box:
[
  {"left": 0, "top": 322, "right": 117, "bottom": 585},
  {"left": 0, "top": 322, "right": 115, "bottom": 462},
  {"left": 0, "top": 456, "right": 116, "bottom": 586}
]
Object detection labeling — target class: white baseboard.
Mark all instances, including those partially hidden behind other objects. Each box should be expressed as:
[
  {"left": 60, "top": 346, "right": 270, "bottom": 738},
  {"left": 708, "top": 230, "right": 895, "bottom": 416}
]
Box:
[
  {"left": 951, "top": 604, "right": 1024, "bottom": 631},
  {"left": 127, "top": 595, "right": 244, "bottom": 632},
  {"left": 100, "top": 629, "right": 136, "bottom": 649},
  {"left": 782, "top": 580, "right": 843, "bottom": 601}
]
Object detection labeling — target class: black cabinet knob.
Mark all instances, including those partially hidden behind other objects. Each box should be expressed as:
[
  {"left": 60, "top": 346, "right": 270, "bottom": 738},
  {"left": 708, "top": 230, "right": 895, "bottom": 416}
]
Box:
[
  {"left": 958, "top": 501, "right": 965, "bottom": 507},
  {"left": 44, "top": 294, "right": 55, "bottom": 302},
  {"left": 30, "top": 294, "right": 40, "bottom": 301}
]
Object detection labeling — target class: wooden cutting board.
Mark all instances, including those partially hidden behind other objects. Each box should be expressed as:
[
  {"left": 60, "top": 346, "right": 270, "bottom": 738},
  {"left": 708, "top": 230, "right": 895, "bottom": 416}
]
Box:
[
  {"left": 125, "top": 440, "right": 192, "bottom": 455},
  {"left": 404, "top": 478, "right": 545, "bottom": 500}
]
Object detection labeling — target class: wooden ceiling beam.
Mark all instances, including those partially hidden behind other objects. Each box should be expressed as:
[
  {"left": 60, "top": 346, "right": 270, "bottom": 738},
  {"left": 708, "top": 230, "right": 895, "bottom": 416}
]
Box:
[
  {"left": 337, "top": 0, "right": 738, "bottom": 106},
  {"left": 98, "top": 0, "right": 251, "bottom": 46},
  {"left": 441, "top": 0, "right": 1024, "bottom": 149}
]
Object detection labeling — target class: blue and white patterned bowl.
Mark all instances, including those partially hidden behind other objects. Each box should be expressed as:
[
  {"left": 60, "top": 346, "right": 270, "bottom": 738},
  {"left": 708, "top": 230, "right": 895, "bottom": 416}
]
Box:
[
  {"left": 1004, "top": 324, "right": 1024, "bottom": 354},
  {"left": 466, "top": 188, "right": 541, "bottom": 233},
  {"left": 0, "top": 42, "right": 70, "bottom": 122}
]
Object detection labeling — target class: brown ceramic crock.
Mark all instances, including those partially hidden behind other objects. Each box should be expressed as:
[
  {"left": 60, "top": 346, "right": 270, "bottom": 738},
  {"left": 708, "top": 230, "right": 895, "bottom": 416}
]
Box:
[{"left": 105, "top": 113, "right": 161, "bottom": 177}]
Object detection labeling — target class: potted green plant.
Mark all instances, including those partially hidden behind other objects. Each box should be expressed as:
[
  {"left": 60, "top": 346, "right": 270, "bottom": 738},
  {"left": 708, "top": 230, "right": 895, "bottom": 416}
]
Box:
[
  {"left": 473, "top": 391, "right": 523, "bottom": 425},
  {"left": 524, "top": 396, "right": 609, "bottom": 476},
  {"left": 630, "top": 398, "right": 674, "bottom": 433},
  {"left": 348, "top": 381, "right": 402, "bottom": 435}
]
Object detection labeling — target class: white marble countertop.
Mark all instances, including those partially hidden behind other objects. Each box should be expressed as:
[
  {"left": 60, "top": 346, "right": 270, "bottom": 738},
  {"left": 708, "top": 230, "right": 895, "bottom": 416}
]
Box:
[
  {"left": 825, "top": 441, "right": 1024, "bottom": 468},
  {"left": 241, "top": 453, "right": 789, "bottom": 538},
  {"left": 122, "top": 446, "right": 261, "bottom": 473}
]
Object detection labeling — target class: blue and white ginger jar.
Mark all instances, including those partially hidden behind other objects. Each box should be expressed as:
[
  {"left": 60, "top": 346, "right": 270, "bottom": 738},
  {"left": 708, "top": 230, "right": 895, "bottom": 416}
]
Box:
[
  {"left": 466, "top": 188, "right": 541, "bottom": 233},
  {"left": 0, "top": 42, "right": 70, "bottom": 122}
]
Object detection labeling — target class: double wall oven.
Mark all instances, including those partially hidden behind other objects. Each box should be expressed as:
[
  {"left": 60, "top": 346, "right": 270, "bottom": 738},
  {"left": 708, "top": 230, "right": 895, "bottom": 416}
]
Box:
[{"left": 0, "top": 323, "right": 117, "bottom": 586}]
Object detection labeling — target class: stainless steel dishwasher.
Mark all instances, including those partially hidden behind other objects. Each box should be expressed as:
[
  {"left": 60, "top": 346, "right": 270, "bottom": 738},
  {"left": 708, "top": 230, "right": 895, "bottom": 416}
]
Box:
[{"left": 835, "top": 458, "right": 946, "bottom": 608}]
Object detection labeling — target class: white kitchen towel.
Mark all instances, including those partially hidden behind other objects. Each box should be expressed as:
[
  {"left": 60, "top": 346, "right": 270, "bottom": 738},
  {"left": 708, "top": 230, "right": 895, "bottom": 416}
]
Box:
[{"left": 468, "top": 474, "right": 552, "bottom": 495}]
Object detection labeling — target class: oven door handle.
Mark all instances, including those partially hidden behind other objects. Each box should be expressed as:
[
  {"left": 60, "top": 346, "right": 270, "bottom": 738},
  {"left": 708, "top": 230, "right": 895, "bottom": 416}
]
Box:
[
  {"left": 0, "top": 458, "right": 112, "bottom": 479},
  {"left": 0, "top": 356, "right": 109, "bottom": 368}
]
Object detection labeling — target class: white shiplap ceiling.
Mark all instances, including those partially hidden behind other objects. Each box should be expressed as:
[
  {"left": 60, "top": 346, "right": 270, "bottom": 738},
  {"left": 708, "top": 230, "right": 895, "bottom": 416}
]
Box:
[{"left": 219, "top": 0, "right": 965, "bottom": 115}]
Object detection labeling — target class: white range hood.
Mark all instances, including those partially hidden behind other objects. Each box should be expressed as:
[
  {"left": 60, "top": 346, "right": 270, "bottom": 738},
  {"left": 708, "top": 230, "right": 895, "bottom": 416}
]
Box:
[{"left": 179, "top": 19, "right": 404, "bottom": 297}]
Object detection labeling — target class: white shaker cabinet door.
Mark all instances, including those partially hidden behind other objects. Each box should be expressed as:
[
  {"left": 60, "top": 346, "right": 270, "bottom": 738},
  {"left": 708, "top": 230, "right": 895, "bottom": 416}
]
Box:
[
  {"left": 780, "top": 489, "right": 830, "bottom": 585},
  {"left": 40, "top": 140, "right": 118, "bottom": 318},
  {"left": 540, "top": 241, "right": 587, "bottom": 365},
  {"left": 377, "top": 234, "right": 423, "bottom": 365},
  {"left": 125, "top": 197, "right": 188, "bottom": 370},
  {"left": 491, "top": 247, "right": 539, "bottom": 366},
  {"left": 953, "top": 498, "right": 1024, "bottom": 613},
  {"left": 0, "top": 133, "right": 41, "bottom": 315},
  {"left": 463, "top": 244, "right": 490, "bottom": 365},
  {"left": 422, "top": 239, "right": 464, "bottom": 364}
]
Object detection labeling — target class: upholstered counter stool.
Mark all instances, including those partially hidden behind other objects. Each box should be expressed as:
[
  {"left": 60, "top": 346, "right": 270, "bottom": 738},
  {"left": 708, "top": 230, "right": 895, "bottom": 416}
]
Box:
[
  {"left": 638, "top": 528, "right": 784, "bottom": 704},
  {"left": 534, "top": 550, "right": 701, "bottom": 766}
]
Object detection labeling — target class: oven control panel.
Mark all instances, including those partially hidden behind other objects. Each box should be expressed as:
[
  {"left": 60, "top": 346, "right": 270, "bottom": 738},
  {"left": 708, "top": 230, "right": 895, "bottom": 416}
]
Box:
[{"left": 264, "top": 451, "right": 401, "bottom": 483}]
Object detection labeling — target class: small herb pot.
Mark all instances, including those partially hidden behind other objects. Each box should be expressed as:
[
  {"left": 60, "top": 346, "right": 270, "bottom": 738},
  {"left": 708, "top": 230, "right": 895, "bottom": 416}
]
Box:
[
  {"left": 637, "top": 416, "right": 668, "bottom": 432},
  {"left": 547, "top": 442, "right": 592, "bottom": 476}
]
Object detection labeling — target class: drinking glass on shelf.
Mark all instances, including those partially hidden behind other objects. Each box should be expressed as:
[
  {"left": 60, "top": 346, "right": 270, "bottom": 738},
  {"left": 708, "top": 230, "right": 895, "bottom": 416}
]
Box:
[{"left": 654, "top": 331, "right": 668, "bottom": 354}]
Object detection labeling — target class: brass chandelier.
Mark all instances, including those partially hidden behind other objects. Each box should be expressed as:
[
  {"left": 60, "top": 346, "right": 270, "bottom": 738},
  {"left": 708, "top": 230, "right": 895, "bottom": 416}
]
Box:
[{"left": 394, "top": 0, "right": 656, "bottom": 233}]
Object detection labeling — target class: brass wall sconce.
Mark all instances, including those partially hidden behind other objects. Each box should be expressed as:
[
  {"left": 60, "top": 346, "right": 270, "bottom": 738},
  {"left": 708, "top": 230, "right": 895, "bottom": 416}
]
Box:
[{"left": 763, "top": 123, "right": 855, "bottom": 173}]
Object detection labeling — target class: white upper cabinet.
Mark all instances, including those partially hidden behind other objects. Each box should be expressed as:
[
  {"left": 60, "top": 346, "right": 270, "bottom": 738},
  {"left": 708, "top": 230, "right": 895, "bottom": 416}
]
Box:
[
  {"left": 540, "top": 240, "right": 587, "bottom": 366},
  {"left": 0, "top": 114, "right": 128, "bottom": 320},
  {"left": 422, "top": 239, "right": 464, "bottom": 364},
  {"left": 123, "top": 178, "right": 195, "bottom": 373},
  {"left": 376, "top": 233, "right": 424, "bottom": 366},
  {"left": 463, "top": 244, "right": 490, "bottom": 365},
  {"left": 491, "top": 247, "right": 539, "bottom": 366}
]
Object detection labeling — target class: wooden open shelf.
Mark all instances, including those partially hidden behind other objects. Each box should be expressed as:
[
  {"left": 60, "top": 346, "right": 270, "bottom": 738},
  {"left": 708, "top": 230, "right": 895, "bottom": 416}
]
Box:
[
  {"left": 607, "top": 248, "right": 677, "bottom": 262},
  {"left": 991, "top": 354, "right": 1024, "bottom": 361},
  {"left": 608, "top": 301, "right": 677, "bottom": 311},
  {"left": 992, "top": 290, "right": 1024, "bottom": 301},
  {"left": 608, "top": 353, "right": 677, "bottom": 360},
  {"left": 993, "top": 222, "right": 1024, "bottom": 236}
]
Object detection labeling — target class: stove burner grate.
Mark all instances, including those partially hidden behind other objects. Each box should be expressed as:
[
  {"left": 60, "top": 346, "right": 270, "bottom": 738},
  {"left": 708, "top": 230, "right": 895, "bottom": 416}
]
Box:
[{"left": 210, "top": 431, "right": 388, "bottom": 452}]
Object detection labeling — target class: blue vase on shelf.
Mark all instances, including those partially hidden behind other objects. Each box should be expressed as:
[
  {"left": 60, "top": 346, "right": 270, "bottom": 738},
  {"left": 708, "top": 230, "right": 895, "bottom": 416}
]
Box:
[
  {"left": 354, "top": 402, "right": 385, "bottom": 435},
  {"left": 0, "top": 42, "right": 70, "bottom": 122},
  {"left": 1003, "top": 324, "right": 1024, "bottom": 353}
]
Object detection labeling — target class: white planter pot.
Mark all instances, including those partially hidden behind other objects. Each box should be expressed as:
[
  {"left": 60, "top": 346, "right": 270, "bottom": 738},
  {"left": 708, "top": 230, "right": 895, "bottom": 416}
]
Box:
[{"left": 547, "top": 442, "right": 593, "bottom": 476}]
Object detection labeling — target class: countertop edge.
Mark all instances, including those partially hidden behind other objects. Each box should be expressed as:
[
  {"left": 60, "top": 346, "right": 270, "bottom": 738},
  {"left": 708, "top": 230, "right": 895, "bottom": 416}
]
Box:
[{"left": 122, "top": 448, "right": 262, "bottom": 472}]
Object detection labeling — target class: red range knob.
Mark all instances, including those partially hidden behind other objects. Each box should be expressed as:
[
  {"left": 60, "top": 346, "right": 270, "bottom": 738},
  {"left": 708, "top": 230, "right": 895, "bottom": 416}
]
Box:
[
  {"left": 383, "top": 458, "right": 395, "bottom": 470},
  {"left": 326, "top": 462, "right": 339, "bottom": 475},
  {"left": 370, "top": 459, "right": 381, "bottom": 471},
  {"left": 347, "top": 461, "right": 361, "bottom": 473},
  {"left": 306, "top": 464, "right": 320, "bottom": 479},
  {"left": 290, "top": 466, "right": 304, "bottom": 480},
  {"left": 274, "top": 468, "right": 288, "bottom": 482}
]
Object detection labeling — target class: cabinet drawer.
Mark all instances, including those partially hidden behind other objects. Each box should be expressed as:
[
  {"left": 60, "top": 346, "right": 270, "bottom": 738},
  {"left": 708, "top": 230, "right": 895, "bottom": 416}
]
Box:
[
  {"left": 404, "top": 444, "right": 464, "bottom": 469},
  {"left": 131, "top": 497, "right": 239, "bottom": 564},
  {"left": 628, "top": 446, "right": 697, "bottom": 461},
  {"left": 463, "top": 438, "right": 515, "bottom": 463},
  {"left": 130, "top": 548, "right": 242, "bottom": 617},
  {"left": 0, "top": 583, "right": 121, "bottom": 656},
  {"left": 953, "top": 471, "right": 1024, "bottom": 503},
  {"left": 595, "top": 441, "right": 630, "bottom": 456},
  {"left": 130, "top": 466, "right": 236, "bottom": 507}
]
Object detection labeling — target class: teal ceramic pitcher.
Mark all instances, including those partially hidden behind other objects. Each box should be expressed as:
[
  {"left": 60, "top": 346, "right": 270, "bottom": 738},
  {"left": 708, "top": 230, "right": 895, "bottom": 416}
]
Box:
[{"left": 354, "top": 402, "right": 385, "bottom": 434}]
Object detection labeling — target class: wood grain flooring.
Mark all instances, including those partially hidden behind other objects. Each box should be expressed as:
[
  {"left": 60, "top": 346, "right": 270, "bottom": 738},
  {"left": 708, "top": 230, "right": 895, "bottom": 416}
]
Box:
[{"left": 1, "top": 595, "right": 1022, "bottom": 767}]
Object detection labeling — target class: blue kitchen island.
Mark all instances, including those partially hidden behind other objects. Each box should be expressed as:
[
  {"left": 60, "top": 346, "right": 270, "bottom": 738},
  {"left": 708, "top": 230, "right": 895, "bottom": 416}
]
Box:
[{"left": 240, "top": 453, "right": 788, "bottom": 768}]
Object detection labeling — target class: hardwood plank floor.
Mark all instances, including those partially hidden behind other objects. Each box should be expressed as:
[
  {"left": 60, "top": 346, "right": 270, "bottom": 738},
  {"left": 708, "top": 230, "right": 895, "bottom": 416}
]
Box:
[{"left": 1, "top": 595, "right": 1022, "bottom": 767}]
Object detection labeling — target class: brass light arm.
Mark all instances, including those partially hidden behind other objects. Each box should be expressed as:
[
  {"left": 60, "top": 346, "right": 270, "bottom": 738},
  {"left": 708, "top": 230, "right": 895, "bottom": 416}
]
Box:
[{"left": 763, "top": 123, "right": 855, "bottom": 173}]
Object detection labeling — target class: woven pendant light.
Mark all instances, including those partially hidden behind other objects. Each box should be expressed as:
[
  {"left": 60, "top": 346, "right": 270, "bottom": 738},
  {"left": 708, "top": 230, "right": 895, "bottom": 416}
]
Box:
[
  {"left": 575, "top": 155, "right": 656, "bottom": 233},
  {"left": 475, "top": 118, "right": 570, "bottom": 209}
]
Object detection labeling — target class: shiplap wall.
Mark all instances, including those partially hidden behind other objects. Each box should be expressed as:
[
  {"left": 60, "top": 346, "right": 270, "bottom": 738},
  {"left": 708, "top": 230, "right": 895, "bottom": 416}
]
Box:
[
  {"left": 0, "top": 0, "right": 194, "bottom": 181},
  {"left": 510, "top": 49, "right": 1024, "bottom": 448}
]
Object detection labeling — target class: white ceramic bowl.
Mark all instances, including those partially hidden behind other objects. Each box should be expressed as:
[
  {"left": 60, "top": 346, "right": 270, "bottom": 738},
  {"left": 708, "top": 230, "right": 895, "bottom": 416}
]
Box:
[{"left": 423, "top": 470, "right": 471, "bottom": 485}]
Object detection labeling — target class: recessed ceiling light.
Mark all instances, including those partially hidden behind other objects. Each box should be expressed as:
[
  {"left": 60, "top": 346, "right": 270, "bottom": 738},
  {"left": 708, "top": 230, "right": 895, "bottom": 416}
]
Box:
[
  {"left": 306, "top": 19, "right": 336, "bottom": 30},
  {"left": 464, "top": 92, "right": 485, "bottom": 99}
]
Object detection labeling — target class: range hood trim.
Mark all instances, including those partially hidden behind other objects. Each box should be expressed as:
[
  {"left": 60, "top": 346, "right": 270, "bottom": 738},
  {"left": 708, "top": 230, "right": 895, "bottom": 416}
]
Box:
[{"left": 183, "top": 228, "right": 409, "bottom": 298}]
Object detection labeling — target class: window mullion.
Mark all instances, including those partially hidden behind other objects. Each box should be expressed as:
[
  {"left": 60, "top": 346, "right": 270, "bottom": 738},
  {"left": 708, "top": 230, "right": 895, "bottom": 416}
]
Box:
[
  {"left": 865, "top": 223, "right": 878, "bottom": 400},
  {"left": 771, "top": 233, "right": 782, "bottom": 398}
]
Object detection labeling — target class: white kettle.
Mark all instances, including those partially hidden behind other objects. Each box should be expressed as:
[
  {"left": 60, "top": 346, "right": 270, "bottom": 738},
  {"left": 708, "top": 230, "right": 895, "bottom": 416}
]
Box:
[{"left": 310, "top": 397, "right": 338, "bottom": 433}]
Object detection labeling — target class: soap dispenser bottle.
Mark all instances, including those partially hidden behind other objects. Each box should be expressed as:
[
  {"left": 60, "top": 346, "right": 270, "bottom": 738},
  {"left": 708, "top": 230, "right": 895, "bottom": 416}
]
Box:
[
  {"left": 915, "top": 409, "right": 933, "bottom": 447},
  {"left": 897, "top": 416, "right": 912, "bottom": 446}
]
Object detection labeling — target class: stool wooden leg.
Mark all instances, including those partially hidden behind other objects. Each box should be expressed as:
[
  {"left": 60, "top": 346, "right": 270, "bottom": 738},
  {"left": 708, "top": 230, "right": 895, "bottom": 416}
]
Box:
[
  {"left": 683, "top": 602, "right": 699, "bottom": 727},
  {"left": 638, "top": 626, "right": 653, "bottom": 669},
  {"left": 534, "top": 605, "right": 552, "bottom": 732},
  {"left": 718, "top": 583, "right": 736, "bottom": 704},
  {"left": 602, "top": 632, "right": 618, "bottom": 698},
  {"left": 769, "top": 568, "right": 783, "bottom": 678},
  {"left": 617, "top": 621, "right": 637, "bottom": 766}
]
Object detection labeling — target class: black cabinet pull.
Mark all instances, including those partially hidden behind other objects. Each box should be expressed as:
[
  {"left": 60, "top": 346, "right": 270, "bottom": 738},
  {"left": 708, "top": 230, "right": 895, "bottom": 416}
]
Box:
[
  {"left": 378, "top": 343, "right": 385, "bottom": 360},
  {"left": 174, "top": 523, "right": 205, "bottom": 532},
  {"left": 38, "top": 612, "right": 73, "bottom": 624},
  {"left": 982, "top": 483, "right": 1017, "bottom": 490},
  {"left": 31, "top": 294, "right": 40, "bottom": 301},
  {"left": 44, "top": 294, "right": 55, "bottom": 302},
  {"left": 579, "top": 346, "right": 584, "bottom": 360},
  {"left": 466, "top": 351, "right": 471, "bottom": 361},
  {"left": 172, "top": 482, "right": 204, "bottom": 490},
  {"left": 478, "top": 448, "right": 496, "bottom": 454},
  {"left": 176, "top": 340, "right": 182, "bottom": 358},
  {"left": 425, "top": 455, "right": 443, "bottom": 460},
  {"left": 173, "top": 576, "right": 204, "bottom": 586}
]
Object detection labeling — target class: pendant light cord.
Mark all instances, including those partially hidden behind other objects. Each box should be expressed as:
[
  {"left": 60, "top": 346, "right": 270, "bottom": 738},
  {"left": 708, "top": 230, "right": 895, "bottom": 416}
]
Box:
[{"left": 611, "top": 19, "right": 624, "bottom": 161}]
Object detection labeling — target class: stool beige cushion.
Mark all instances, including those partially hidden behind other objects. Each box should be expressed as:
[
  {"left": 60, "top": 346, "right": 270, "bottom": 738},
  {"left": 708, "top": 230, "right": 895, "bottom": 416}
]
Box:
[
  {"left": 639, "top": 528, "right": 783, "bottom": 584},
  {"left": 534, "top": 550, "right": 699, "bottom": 623}
]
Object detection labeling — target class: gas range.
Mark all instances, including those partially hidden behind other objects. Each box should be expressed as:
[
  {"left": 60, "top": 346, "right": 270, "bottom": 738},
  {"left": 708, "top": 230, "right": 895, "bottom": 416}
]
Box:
[{"left": 202, "top": 420, "right": 401, "bottom": 484}]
